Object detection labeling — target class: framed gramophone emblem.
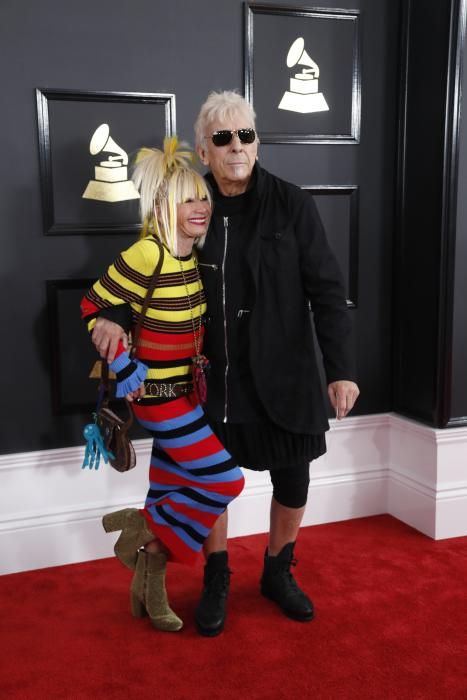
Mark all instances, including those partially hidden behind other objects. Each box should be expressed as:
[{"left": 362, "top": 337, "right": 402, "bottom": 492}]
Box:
[
  {"left": 36, "top": 89, "right": 176, "bottom": 235},
  {"left": 244, "top": 4, "right": 361, "bottom": 144}
]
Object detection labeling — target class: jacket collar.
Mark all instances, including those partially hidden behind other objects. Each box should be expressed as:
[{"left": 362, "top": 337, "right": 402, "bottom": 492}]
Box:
[{"left": 205, "top": 163, "right": 265, "bottom": 201}]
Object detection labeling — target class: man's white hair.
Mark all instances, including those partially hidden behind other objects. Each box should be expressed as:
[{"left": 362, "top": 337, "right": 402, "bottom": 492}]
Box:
[{"left": 194, "top": 90, "right": 257, "bottom": 147}]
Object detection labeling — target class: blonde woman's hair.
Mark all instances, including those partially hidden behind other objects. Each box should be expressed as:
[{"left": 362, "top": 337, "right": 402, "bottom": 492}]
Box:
[
  {"left": 194, "top": 90, "right": 257, "bottom": 147},
  {"left": 132, "top": 137, "right": 211, "bottom": 255}
]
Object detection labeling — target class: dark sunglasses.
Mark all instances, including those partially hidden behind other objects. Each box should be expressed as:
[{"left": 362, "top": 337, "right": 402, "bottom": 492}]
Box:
[{"left": 208, "top": 128, "right": 256, "bottom": 147}]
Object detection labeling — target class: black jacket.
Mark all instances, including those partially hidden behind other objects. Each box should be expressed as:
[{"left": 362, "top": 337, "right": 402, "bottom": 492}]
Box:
[{"left": 198, "top": 164, "right": 356, "bottom": 435}]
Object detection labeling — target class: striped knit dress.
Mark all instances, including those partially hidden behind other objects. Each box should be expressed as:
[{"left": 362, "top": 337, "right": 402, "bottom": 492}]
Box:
[{"left": 80, "top": 235, "right": 244, "bottom": 564}]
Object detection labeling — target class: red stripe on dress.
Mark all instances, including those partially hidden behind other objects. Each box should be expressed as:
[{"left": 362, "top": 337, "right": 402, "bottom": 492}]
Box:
[
  {"left": 113, "top": 340, "right": 127, "bottom": 360},
  {"left": 163, "top": 500, "right": 219, "bottom": 529},
  {"left": 149, "top": 466, "right": 244, "bottom": 497},
  {"left": 80, "top": 296, "right": 100, "bottom": 318},
  {"left": 165, "top": 434, "right": 224, "bottom": 462},
  {"left": 139, "top": 509, "right": 198, "bottom": 565},
  {"left": 149, "top": 466, "right": 210, "bottom": 491},
  {"left": 139, "top": 328, "right": 199, "bottom": 345},
  {"left": 136, "top": 346, "right": 195, "bottom": 362},
  {"left": 132, "top": 397, "right": 196, "bottom": 422}
]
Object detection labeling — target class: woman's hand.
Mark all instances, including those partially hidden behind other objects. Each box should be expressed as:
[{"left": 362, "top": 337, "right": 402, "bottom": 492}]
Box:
[
  {"left": 327, "top": 380, "right": 360, "bottom": 420},
  {"left": 92, "top": 318, "right": 128, "bottom": 362},
  {"left": 125, "top": 383, "right": 146, "bottom": 402}
]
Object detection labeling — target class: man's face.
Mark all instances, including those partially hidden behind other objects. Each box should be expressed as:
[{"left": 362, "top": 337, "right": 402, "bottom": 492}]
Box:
[{"left": 197, "top": 112, "right": 258, "bottom": 196}]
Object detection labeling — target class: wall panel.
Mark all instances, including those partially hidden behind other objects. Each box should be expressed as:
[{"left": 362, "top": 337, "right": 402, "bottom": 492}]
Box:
[{"left": 0, "top": 0, "right": 399, "bottom": 453}]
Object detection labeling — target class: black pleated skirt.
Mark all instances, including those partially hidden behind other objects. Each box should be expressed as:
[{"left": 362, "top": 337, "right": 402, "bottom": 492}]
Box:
[{"left": 211, "top": 421, "right": 326, "bottom": 471}]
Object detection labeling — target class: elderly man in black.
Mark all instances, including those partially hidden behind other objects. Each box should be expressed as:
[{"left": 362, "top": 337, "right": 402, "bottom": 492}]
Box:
[{"left": 192, "top": 90, "right": 359, "bottom": 635}]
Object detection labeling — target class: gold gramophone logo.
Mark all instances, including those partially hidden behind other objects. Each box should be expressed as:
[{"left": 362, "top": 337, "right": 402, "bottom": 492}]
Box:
[
  {"left": 82, "top": 123, "right": 140, "bottom": 203},
  {"left": 278, "top": 38, "right": 329, "bottom": 114}
]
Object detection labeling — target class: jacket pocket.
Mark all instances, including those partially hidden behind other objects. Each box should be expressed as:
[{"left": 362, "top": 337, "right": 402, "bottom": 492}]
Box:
[
  {"left": 260, "top": 227, "right": 290, "bottom": 242},
  {"left": 259, "top": 225, "right": 297, "bottom": 270}
]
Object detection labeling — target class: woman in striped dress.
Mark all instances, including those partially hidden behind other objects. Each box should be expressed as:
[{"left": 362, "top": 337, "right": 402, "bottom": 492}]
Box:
[{"left": 80, "top": 138, "right": 244, "bottom": 632}]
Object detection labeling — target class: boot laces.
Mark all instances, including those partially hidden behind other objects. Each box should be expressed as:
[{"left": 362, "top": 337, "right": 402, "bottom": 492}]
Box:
[
  {"left": 284, "top": 557, "right": 300, "bottom": 591},
  {"left": 204, "top": 568, "right": 231, "bottom": 599},
  {"left": 271, "top": 555, "right": 306, "bottom": 600}
]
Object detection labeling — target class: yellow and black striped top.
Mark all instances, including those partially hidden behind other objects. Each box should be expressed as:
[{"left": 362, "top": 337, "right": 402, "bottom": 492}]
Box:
[{"left": 81, "top": 235, "right": 206, "bottom": 387}]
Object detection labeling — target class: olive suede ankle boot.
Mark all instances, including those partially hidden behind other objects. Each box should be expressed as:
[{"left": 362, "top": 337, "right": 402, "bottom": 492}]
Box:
[
  {"left": 130, "top": 549, "right": 183, "bottom": 632},
  {"left": 260, "top": 542, "right": 314, "bottom": 622},
  {"left": 195, "top": 551, "right": 231, "bottom": 637},
  {"left": 102, "top": 508, "right": 155, "bottom": 570}
]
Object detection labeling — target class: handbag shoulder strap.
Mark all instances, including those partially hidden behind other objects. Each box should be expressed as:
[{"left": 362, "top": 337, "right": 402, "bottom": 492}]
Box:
[{"left": 130, "top": 237, "right": 165, "bottom": 359}]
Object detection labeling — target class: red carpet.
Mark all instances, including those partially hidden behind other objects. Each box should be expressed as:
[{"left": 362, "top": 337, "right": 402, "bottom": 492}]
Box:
[{"left": 1, "top": 515, "right": 466, "bottom": 699}]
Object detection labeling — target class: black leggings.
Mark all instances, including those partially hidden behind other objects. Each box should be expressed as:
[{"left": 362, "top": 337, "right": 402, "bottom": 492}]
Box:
[{"left": 269, "top": 464, "right": 310, "bottom": 509}]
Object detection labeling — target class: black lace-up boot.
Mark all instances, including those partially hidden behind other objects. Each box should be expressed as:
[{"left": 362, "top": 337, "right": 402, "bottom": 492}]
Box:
[
  {"left": 195, "top": 551, "right": 231, "bottom": 636},
  {"left": 260, "top": 542, "right": 314, "bottom": 621}
]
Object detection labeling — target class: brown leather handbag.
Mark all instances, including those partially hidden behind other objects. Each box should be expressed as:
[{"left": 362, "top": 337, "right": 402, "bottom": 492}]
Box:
[
  {"left": 94, "top": 240, "right": 164, "bottom": 472},
  {"left": 96, "top": 368, "right": 137, "bottom": 472}
]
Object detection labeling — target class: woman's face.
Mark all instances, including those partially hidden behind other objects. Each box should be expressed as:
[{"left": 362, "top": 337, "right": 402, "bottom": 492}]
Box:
[
  {"left": 196, "top": 111, "right": 258, "bottom": 196},
  {"left": 176, "top": 197, "right": 212, "bottom": 244}
]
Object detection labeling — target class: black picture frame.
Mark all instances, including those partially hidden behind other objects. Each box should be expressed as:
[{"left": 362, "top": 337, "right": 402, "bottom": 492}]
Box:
[
  {"left": 36, "top": 89, "right": 176, "bottom": 235},
  {"left": 244, "top": 3, "right": 361, "bottom": 144},
  {"left": 303, "top": 186, "right": 359, "bottom": 307},
  {"left": 47, "top": 278, "right": 105, "bottom": 414}
]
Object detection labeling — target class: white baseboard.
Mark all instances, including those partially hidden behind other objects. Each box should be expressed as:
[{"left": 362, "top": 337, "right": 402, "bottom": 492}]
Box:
[
  {"left": 1, "top": 413, "right": 466, "bottom": 574},
  {"left": 388, "top": 414, "right": 467, "bottom": 539}
]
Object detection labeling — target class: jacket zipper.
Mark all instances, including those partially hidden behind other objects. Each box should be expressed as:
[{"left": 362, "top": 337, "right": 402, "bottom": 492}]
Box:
[
  {"left": 222, "top": 216, "right": 230, "bottom": 422},
  {"left": 198, "top": 262, "right": 218, "bottom": 270}
]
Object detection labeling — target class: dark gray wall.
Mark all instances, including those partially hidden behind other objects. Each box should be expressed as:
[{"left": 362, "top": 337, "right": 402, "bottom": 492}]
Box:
[
  {"left": 0, "top": 0, "right": 400, "bottom": 453},
  {"left": 393, "top": 0, "right": 467, "bottom": 427}
]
